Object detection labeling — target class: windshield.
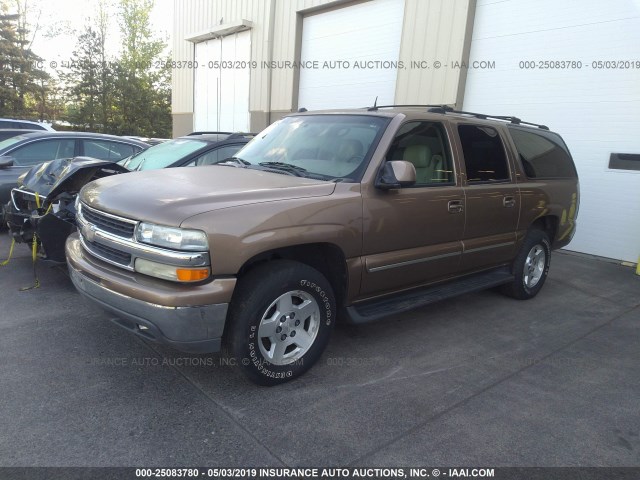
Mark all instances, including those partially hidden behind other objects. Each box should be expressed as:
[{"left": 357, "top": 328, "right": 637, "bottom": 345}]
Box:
[
  {"left": 233, "top": 115, "right": 389, "bottom": 181},
  {"left": 121, "top": 138, "right": 208, "bottom": 171},
  {"left": 0, "top": 135, "right": 28, "bottom": 152}
]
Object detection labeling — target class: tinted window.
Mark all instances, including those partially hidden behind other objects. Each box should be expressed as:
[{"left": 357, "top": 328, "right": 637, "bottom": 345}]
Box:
[
  {"left": 385, "top": 121, "right": 454, "bottom": 185},
  {"left": 10, "top": 139, "right": 76, "bottom": 166},
  {"left": 0, "top": 121, "right": 15, "bottom": 128},
  {"left": 192, "top": 144, "right": 245, "bottom": 166},
  {"left": 458, "top": 125, "right": 509, "bottom": 182},
  {"left": 508, "top": 127, "right": 576, "bottom": 178},
  {"left": 83, "top": 140, "right": 137, "bottom": 160}
]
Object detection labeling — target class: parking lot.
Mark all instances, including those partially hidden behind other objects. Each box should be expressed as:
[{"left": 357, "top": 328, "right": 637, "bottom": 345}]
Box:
[{"left": 0, "top": 232, "right": 638, "bottom": 467}]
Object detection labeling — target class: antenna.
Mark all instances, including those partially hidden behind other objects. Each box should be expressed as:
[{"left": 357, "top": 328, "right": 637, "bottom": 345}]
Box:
[{"left": 367, "top": 97, "right": 379, "bottom": 111}]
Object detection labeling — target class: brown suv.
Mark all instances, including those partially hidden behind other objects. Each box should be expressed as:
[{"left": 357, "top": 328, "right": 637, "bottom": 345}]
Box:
[{"left": 65, "top": 106, "right": 579, "bottom": 385}]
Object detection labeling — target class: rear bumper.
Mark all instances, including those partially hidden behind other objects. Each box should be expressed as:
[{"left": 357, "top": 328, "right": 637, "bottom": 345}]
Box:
[{"left": 66, "top": 233, "right": 235, "bottom": 354}]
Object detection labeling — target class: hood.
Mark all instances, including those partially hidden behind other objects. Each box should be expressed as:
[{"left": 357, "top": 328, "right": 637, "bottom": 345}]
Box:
[
  {"left": 18, "top": 156, "right": 128, "bottom": 201},
  {"left": 81, "top": 166, "right": 337, "bottom": 226}
]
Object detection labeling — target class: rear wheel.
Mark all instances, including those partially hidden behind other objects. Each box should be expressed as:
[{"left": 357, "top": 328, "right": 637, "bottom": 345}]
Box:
[
  {"left": 501, "top": 228, "right": 551, "bottom": 300},
  {"left": 228, "top": 260, "right": 335, "bottom": 386}
]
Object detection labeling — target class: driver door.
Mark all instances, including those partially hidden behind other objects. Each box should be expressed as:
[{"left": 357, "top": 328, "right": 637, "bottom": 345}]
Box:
[{"left": 359, "top": 121, "right": 465, "bottom": 298}]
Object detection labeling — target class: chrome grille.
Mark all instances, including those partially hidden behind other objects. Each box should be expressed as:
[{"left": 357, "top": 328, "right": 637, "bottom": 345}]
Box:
[
  {"left": 80, "top": 204, "right": 136, "bottom": 238},
  {"left": 83, "top": 239, "right": 132, "bottom": 267}
]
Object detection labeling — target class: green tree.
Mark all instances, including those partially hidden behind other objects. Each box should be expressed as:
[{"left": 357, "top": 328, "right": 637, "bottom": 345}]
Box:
[
  {"left": 113, "top": 0, "right": 170, "bottom": 137},
  {"left": 0, "top": 0, "right": 49, "bottom": 119},
  {"left": 60, "top": 22, "right": 114, "bottom": 131}
]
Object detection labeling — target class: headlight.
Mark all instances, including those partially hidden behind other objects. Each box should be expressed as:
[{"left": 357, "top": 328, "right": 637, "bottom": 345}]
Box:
[{"left": 135, "top": 222, "right": 208, "bottom": 251}]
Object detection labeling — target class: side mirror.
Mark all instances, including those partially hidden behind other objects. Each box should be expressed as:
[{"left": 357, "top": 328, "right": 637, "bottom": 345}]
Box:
[
  {"left": 0, "top": 156, "right": 14, "bottom": 168},
  {"left": 375, "top": 161, "right": 416, "bottom": 190}
]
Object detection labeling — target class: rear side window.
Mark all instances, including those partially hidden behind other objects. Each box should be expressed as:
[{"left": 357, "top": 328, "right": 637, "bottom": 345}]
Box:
[
  {"left": 458, "top": 125, "right": 510, "bottom": 182},
  {"left": 508, "top": 127, "right": 577, "bottom": 178},
  {"left": 83, "top": 140, "right": 138, "bottom": 160}
]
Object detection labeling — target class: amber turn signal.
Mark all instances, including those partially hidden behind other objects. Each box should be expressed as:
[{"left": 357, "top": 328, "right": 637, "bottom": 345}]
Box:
[{"left": 176, "top": 268, "right": 210, "bottom": 282}]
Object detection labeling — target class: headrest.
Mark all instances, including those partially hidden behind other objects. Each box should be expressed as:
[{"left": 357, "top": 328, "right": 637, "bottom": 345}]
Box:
[{"left": 403, "top": 144, "right": 431, "bottom": 168}]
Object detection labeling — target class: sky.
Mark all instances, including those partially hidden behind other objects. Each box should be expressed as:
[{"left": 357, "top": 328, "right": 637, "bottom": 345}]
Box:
[{"left": 24, "top": 0, "right": 173, "bottom": 74}]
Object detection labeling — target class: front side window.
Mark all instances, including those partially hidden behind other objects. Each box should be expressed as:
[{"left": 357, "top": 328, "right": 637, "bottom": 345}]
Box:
[
  {"left": 385, "top": 121, "right": 454, "bottom": 185},
  {"left": 234, "top": 115, "right": 389, "bottom": 181},
  {"left": 192, "top": 144, "right": 245, "bottom": 167},
  {"left": 10, "top": 139, "right": 76, "bottom": 166},
  {"left": 122, "top": 138, "right": 208, "bottom": 171},
  {"left": 458, "top": 125, "right": 510, "bottom": 183}
]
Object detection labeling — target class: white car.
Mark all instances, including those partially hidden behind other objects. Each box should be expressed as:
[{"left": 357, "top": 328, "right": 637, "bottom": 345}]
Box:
[{"left": 0, "top": 118, "right": 55, "bottom": 131}]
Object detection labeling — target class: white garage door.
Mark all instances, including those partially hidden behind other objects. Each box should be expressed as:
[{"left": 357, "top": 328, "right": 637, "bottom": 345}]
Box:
[
  {"left": 298, "top": 0, "right": 405, "bottom": 110},
  {"left": 463, "top": 0, "right": 640, "bottom": 262},
  {"left": 194, "top": 31, "right": 250, "bottom": 132}
]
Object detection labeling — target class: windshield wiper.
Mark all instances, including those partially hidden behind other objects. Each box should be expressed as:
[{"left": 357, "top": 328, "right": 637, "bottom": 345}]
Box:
[
  {"left": 258, "top": 161, "right": 307, "bottom": 177},
  {"left": 216, "top": 156, "right": 250, "bottom": 167}
]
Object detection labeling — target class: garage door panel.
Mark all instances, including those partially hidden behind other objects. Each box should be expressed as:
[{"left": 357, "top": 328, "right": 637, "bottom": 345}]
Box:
[
  {"left": 298, "top": 0, "right": 405, "bottom": 110},
  {"left": 463, "top": 0, "right": 640, "bottom": 262},
  {"left": 194, "top": 31, "right": 250, "bottom": 132}
]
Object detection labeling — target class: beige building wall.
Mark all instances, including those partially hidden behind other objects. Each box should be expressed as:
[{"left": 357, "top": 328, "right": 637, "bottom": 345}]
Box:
[{"left": 172, "top": 0, "right": 476, "bottom": 137}]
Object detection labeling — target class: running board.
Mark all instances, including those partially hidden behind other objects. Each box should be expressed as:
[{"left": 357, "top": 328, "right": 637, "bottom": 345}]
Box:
[{"left": 345, "top": 268, "right": 514, "bottom": 324}]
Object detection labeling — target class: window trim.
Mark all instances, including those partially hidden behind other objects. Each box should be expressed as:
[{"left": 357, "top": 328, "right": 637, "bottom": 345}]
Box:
[{"left": 457, "top": 122, "right": 512, "bottom": 185}]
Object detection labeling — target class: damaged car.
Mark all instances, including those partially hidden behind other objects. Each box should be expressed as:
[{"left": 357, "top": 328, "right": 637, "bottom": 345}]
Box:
[{"left": 4, "top": 132, "right": 253, "bottom": 262}]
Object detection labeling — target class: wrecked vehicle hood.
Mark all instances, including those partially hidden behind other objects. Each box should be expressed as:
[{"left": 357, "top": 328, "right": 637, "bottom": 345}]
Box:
[
  {"left": 81, "top": 166, "right": 337, "bottom": 226},
  {"left": 18, "top": 156, "right": 128, "bottom": 201}
]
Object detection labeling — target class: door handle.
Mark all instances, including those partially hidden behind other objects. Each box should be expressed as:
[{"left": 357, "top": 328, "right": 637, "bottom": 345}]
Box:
[
  {"left": 503, "top": 196, "right": 516, "bottom": 208},
  {"left": 448, "top": 200, "right": 464, "bottom": 214}
]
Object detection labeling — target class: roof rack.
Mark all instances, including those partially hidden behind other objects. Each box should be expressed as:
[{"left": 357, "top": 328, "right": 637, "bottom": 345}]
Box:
[
  {"left": 187, "top": 131, "right": 233, "bottom": 136},
  {"left": 427, "top": 105, "right": 549, "bottom": 130},
  {"left": 188, "top": 131, "right": 255, "bottom": 138},
  {"left": 365, "top": 104, "right": 549, "bottom": 130},
  {"left": 366, "top": 104, "right": 450, "bottom": 112}
]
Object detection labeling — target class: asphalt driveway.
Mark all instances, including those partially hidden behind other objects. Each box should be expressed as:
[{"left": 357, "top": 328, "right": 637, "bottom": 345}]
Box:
[{"left": 0, "top": 233, "right": 638, "bottom": 467}]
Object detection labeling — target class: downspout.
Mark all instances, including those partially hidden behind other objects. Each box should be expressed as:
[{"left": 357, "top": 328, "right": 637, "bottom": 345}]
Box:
[{"left": 265, "top": 0, "right": 277, "bottom": 125}]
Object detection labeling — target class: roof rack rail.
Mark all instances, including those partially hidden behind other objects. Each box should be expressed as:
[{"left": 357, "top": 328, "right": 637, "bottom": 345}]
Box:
[
  {"left": 227, "top": 132, "right": 256, "bottom": 139},
  {"left": 187, "top": 131, "right": 234, "bottom": 136},
  {"left": 365, "top": 104, "right": 452, "bottom": 112},
  {"left": 427, "top": 106, "right": 549, "bottom": 130},
  {"left": 363, "top": 103, "right": 549, "bottom": 130}
]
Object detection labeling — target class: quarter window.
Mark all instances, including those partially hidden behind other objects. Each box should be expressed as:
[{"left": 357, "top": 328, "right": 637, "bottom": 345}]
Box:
[
  {"left": 385, "top": 121, "right": 454, "bottom": 185},
  {"left": 458, "top": 125, "right": 510, "bottom": 183},
  {"left": 508, "top": 127, "right": 577, "bottom": 178}
]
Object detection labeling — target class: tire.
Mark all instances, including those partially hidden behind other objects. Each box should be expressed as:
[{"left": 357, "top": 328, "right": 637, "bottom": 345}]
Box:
[
  {"left": 228, "top": 260, "right": 336, "bottom": 386},
  {"left": 501, "top": 228, "right": 551, "bottom": 300}
]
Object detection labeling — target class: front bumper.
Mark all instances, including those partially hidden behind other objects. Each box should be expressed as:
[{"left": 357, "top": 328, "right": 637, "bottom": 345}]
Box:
[{"left": 66, "top": 233, "right": 235, "bottom": 354}]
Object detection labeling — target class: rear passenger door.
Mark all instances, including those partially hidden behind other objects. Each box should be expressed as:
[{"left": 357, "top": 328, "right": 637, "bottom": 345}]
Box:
[
  {"left": 360, "top": 120, "right": 465, "bottom": 297},
  {"left": 456, "top": 124, "right": 520, "bottom": 271}
]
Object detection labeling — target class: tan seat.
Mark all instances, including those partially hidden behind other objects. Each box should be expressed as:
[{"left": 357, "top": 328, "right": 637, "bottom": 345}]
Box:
[
  {"left": 403, "top": 144, "right": 432, "bottom": 183},
  {"left": 336, "top": 139, "right": 364, "bottom": 162}
]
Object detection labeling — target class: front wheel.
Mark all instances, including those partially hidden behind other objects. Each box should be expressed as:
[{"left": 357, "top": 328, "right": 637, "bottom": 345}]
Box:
[
  {"left": 501, "top": 229, "right": 551, "bottom": 300},
  {"left": 228, "top": 260, "right": 336, "bottom": 386}
]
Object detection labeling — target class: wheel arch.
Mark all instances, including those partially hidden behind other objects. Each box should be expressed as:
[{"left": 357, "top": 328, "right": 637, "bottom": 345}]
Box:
[
  {"left": 237, "top": 242, "right": 349, "bottom": 307},
  {"left": 531, "top": 215, "right": 559, "bottom": 246}
]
